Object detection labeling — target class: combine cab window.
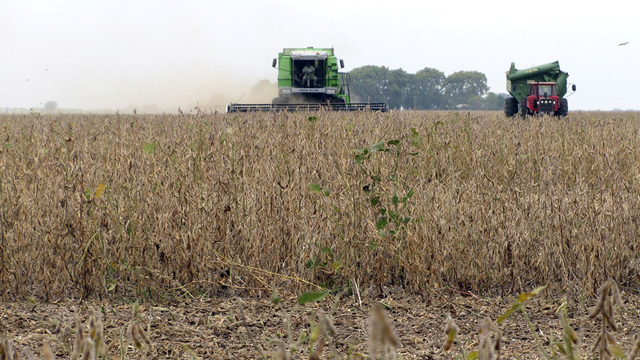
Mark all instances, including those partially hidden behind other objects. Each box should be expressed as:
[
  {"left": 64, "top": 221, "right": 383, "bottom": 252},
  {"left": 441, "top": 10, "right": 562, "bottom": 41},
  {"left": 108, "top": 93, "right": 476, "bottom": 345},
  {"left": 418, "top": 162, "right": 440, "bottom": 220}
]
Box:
[{"left": 293, "top": 60, "right": 326, "bottom": 88}]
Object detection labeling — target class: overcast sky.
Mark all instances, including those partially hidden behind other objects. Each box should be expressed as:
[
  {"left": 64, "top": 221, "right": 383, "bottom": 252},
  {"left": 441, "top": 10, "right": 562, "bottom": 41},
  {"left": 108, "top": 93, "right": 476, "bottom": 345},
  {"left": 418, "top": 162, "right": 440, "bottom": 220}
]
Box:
[{"left": 1, "top": 0, "right": 638, "bottom": 112}]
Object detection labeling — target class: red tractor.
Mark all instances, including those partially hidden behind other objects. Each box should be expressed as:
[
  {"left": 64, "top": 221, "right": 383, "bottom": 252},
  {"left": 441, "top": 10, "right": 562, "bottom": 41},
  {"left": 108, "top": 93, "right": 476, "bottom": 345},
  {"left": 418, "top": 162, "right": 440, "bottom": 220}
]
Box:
[
  {"left": 521, "top": 82, "right": 567, "bottom": 116},
  {"left": 504, "top": 61, "right": 575, "bottom": 117}
]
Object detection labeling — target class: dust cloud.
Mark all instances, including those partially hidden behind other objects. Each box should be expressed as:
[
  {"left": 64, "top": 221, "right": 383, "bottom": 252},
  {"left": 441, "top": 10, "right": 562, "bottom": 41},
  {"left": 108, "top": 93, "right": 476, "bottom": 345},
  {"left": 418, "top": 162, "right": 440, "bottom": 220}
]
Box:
[
  {"left": 117, "top": 77, "right": 277, "bottom": 115},
  {"left": 193, "top": 79, "right": 277, "bottom": 113}
]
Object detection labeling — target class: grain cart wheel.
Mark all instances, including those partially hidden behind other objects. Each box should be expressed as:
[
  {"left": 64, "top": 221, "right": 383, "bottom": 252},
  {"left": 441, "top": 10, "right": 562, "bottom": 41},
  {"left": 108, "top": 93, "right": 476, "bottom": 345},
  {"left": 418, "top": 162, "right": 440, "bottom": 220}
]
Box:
[
  {"left": 557, "top": 98, "right": 568, "bottom": 117},
  {"left": 519, "top": 101, "right": 528, "bottom": 118},
  {"left": 504, "top": 97, "right": 518, "bottom": 117}
]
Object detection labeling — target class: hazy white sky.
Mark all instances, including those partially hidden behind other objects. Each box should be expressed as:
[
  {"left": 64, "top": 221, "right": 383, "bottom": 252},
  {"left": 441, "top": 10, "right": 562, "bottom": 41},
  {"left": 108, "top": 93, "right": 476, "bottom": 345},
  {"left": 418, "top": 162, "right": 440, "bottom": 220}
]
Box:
[{"left": 1, "top": 0, "right": 638, "bottom": 111}]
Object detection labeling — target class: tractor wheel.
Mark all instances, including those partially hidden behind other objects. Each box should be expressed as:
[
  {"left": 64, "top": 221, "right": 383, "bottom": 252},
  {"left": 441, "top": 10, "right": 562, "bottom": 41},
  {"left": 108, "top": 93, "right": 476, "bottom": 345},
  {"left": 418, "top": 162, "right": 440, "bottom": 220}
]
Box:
[
  {"left": 504, "top": 97, "right": 518, "bottom": 117},
  {"left": 557, "top": 98, "right": 568, "bottom": 117},
  {"left": 519, "top": 101, "right": 528, "bottom": 118}
]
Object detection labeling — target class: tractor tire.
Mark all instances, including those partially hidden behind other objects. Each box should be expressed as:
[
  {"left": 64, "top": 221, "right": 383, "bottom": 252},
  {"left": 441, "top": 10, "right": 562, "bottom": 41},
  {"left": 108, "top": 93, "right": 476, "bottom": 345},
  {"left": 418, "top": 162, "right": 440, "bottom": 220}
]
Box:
[
  {"left": 504, "top": 97, "right": 518, "bottom": 117},
  {"left": 519, "top": 101, "right": 528, "bottom": 118},
  {"left": 557, "top": 98, "right": 568, "bottom": 117}
]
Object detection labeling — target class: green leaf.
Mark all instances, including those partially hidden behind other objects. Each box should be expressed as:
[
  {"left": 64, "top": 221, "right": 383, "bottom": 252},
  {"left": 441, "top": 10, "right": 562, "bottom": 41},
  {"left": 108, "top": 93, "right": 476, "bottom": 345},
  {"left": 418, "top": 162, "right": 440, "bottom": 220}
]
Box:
[
  {"left": 406, "top": 188, "right": 415, "bottom": 199},
  {"left": 466, "top": 351, "right": 478, "bottom": 360},
  {"left": 371, "top": 140, "right": 386, "bottom": 152},
  {"left": 370, "top": 196, "right": 380, "bottom": 206},
  {"left": 307, "top": 116, "right": 317, "bottom": 122},
  {"left": 498, "top": 284, "right": 548, "bottom": 324},
  {"left": 309, "top": 183, "right": 322, "bottom": 194},
  {"left": 376, "top": 217, "right": 388, "bottom": 229},
  {"left": 143, "top": 142, "right": 157, "bottom": 155},
  {"left": 297, "top": 291, "right": 326, "bottom": 305},
  {"left": 387, "top": 139, "right": 400, "bottom": 146},
  {"left": 271, "top": 290, "right": 281, "bottom": 305},
  {"left": 323, "top": 189, "right": 330, "bottom": 197},
  {"left": 305, "top": 259, "right": 314, "bottom": 269},
  {"left": 392, "top": 194, "right": 399, "bottom": 205},
  {"left": 410, "top": 128, "right": 422, "bottom": 148},
  {"left": 497, "top": 302, "right": 520, "bottom": 324},
  {"left": 4, "top": 143, "right": 12, "bottom": 148}
]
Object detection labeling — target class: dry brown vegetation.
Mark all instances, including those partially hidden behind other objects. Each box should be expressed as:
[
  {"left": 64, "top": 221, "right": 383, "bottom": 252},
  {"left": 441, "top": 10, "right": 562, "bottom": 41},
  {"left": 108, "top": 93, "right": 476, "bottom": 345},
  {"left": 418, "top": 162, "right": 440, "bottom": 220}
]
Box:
[
  {"left": 2, "top": 110, "right": 640, "bottom": 359},
  {"left": 1, "top": 110, "right": 640, "bottom": 303}
]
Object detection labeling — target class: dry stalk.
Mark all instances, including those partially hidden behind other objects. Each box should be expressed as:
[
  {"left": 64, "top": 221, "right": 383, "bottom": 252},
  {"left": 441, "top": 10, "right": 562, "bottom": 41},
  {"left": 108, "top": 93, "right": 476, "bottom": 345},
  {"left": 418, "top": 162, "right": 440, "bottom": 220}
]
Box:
[
  {"left": 369, "top": 302, "right": 401, "bottom": 359},
  {"left": 589, "top": 279, "right": 625, "bottom": 360}
]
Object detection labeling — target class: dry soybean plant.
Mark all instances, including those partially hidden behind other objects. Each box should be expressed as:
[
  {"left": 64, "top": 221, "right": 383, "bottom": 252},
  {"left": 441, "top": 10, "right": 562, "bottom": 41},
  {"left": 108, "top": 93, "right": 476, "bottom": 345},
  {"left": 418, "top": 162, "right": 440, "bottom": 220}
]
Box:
[
  {"left": 2, "top": 111, "right": 640, "bottom": 301},
  {"left": 445, "top": 279, "right": 640, "bottom": 360},
  {"left": 240, "top": 290, "right": 402, "bottom": 360},
  {"left": 0, "top": 305, "right": 151, "bottom": 360}
]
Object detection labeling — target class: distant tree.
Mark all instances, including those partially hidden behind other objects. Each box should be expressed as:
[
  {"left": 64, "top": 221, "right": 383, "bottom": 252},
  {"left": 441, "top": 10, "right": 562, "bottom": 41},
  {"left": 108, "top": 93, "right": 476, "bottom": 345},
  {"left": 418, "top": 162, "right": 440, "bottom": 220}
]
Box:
[
  {"left": 44, "top": 101, "right": 58, "bottom": 111},
  {"left": 350, "top": 66, "right": 413, "bottom": 109},
  {"left": 387, "top": 68, "right": 411, "bottom": 109},
  {"left": 349, "top": 65, "right": 390, "bottom": 104},
  {"left": 443, "top": 71, "right": 489, "bottom": 108},
  {"left": 482, "top": 92, "right": 507, "bottom": 110},
  {"left": 409, "top": 67, "right": 446, "bottom": 109},
  {"left": 350, "top": 66, "right": 492, "bottom": 111}
]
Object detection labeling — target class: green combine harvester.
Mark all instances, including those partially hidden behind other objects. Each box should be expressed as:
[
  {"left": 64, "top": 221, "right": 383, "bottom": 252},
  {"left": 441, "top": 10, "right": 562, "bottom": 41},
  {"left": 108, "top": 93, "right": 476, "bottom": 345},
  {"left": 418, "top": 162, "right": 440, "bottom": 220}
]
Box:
[
  {"left": 227, "top": 47, "right": 387, "bottom": 113},
  {"left": 504, "top": 61, "right": 576, "bottom": 117}
]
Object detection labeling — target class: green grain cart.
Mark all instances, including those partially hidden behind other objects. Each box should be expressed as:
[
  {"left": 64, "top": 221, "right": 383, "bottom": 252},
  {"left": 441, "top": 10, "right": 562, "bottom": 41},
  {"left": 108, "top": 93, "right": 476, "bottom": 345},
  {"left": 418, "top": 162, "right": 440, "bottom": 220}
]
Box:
[
  {"left": 227, "top": 47, "right": 387, "bottom": 112},
  {"left": 504, "top": 61, "right": 576, "bottom": 117}
]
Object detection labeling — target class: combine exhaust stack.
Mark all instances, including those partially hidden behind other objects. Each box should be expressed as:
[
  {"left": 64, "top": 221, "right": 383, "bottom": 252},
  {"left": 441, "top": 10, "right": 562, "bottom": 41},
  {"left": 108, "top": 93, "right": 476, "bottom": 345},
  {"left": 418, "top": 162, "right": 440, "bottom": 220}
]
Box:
[{"left": 227, "top": 47, "right": 388, "bottom": 113}]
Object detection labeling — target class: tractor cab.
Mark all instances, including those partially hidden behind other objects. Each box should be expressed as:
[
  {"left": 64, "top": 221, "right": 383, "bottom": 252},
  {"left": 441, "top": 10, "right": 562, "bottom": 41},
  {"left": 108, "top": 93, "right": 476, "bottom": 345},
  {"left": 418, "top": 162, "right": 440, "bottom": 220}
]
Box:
[{"left": 527, "top": 82, "right": 559, "bottom": 115}]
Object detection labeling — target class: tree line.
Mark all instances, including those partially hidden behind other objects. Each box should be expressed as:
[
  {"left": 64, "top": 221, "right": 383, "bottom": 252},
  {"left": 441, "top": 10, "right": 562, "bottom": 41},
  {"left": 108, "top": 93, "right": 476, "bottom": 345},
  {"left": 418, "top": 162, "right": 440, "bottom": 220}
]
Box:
[{"left": 348, "top": 65, "right": 507, "bottom": 110}]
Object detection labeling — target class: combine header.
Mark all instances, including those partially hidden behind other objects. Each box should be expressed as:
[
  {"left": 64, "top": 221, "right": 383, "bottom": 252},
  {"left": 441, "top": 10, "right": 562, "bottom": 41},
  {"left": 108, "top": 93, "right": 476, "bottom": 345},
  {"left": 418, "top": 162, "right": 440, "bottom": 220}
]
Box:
[{"left": 227, "top": 47, "right": 387, "bottom": 113}]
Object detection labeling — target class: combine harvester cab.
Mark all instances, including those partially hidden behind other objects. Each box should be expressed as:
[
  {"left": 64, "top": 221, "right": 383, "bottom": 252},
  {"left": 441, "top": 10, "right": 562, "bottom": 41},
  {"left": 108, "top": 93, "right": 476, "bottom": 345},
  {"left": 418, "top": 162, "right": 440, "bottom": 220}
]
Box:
[
  {"left": 504, "top": 61, "right": 576, "bottom": 117},
  {"left": 227, "top": 47, "right": 387, "bottom": 113}
]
